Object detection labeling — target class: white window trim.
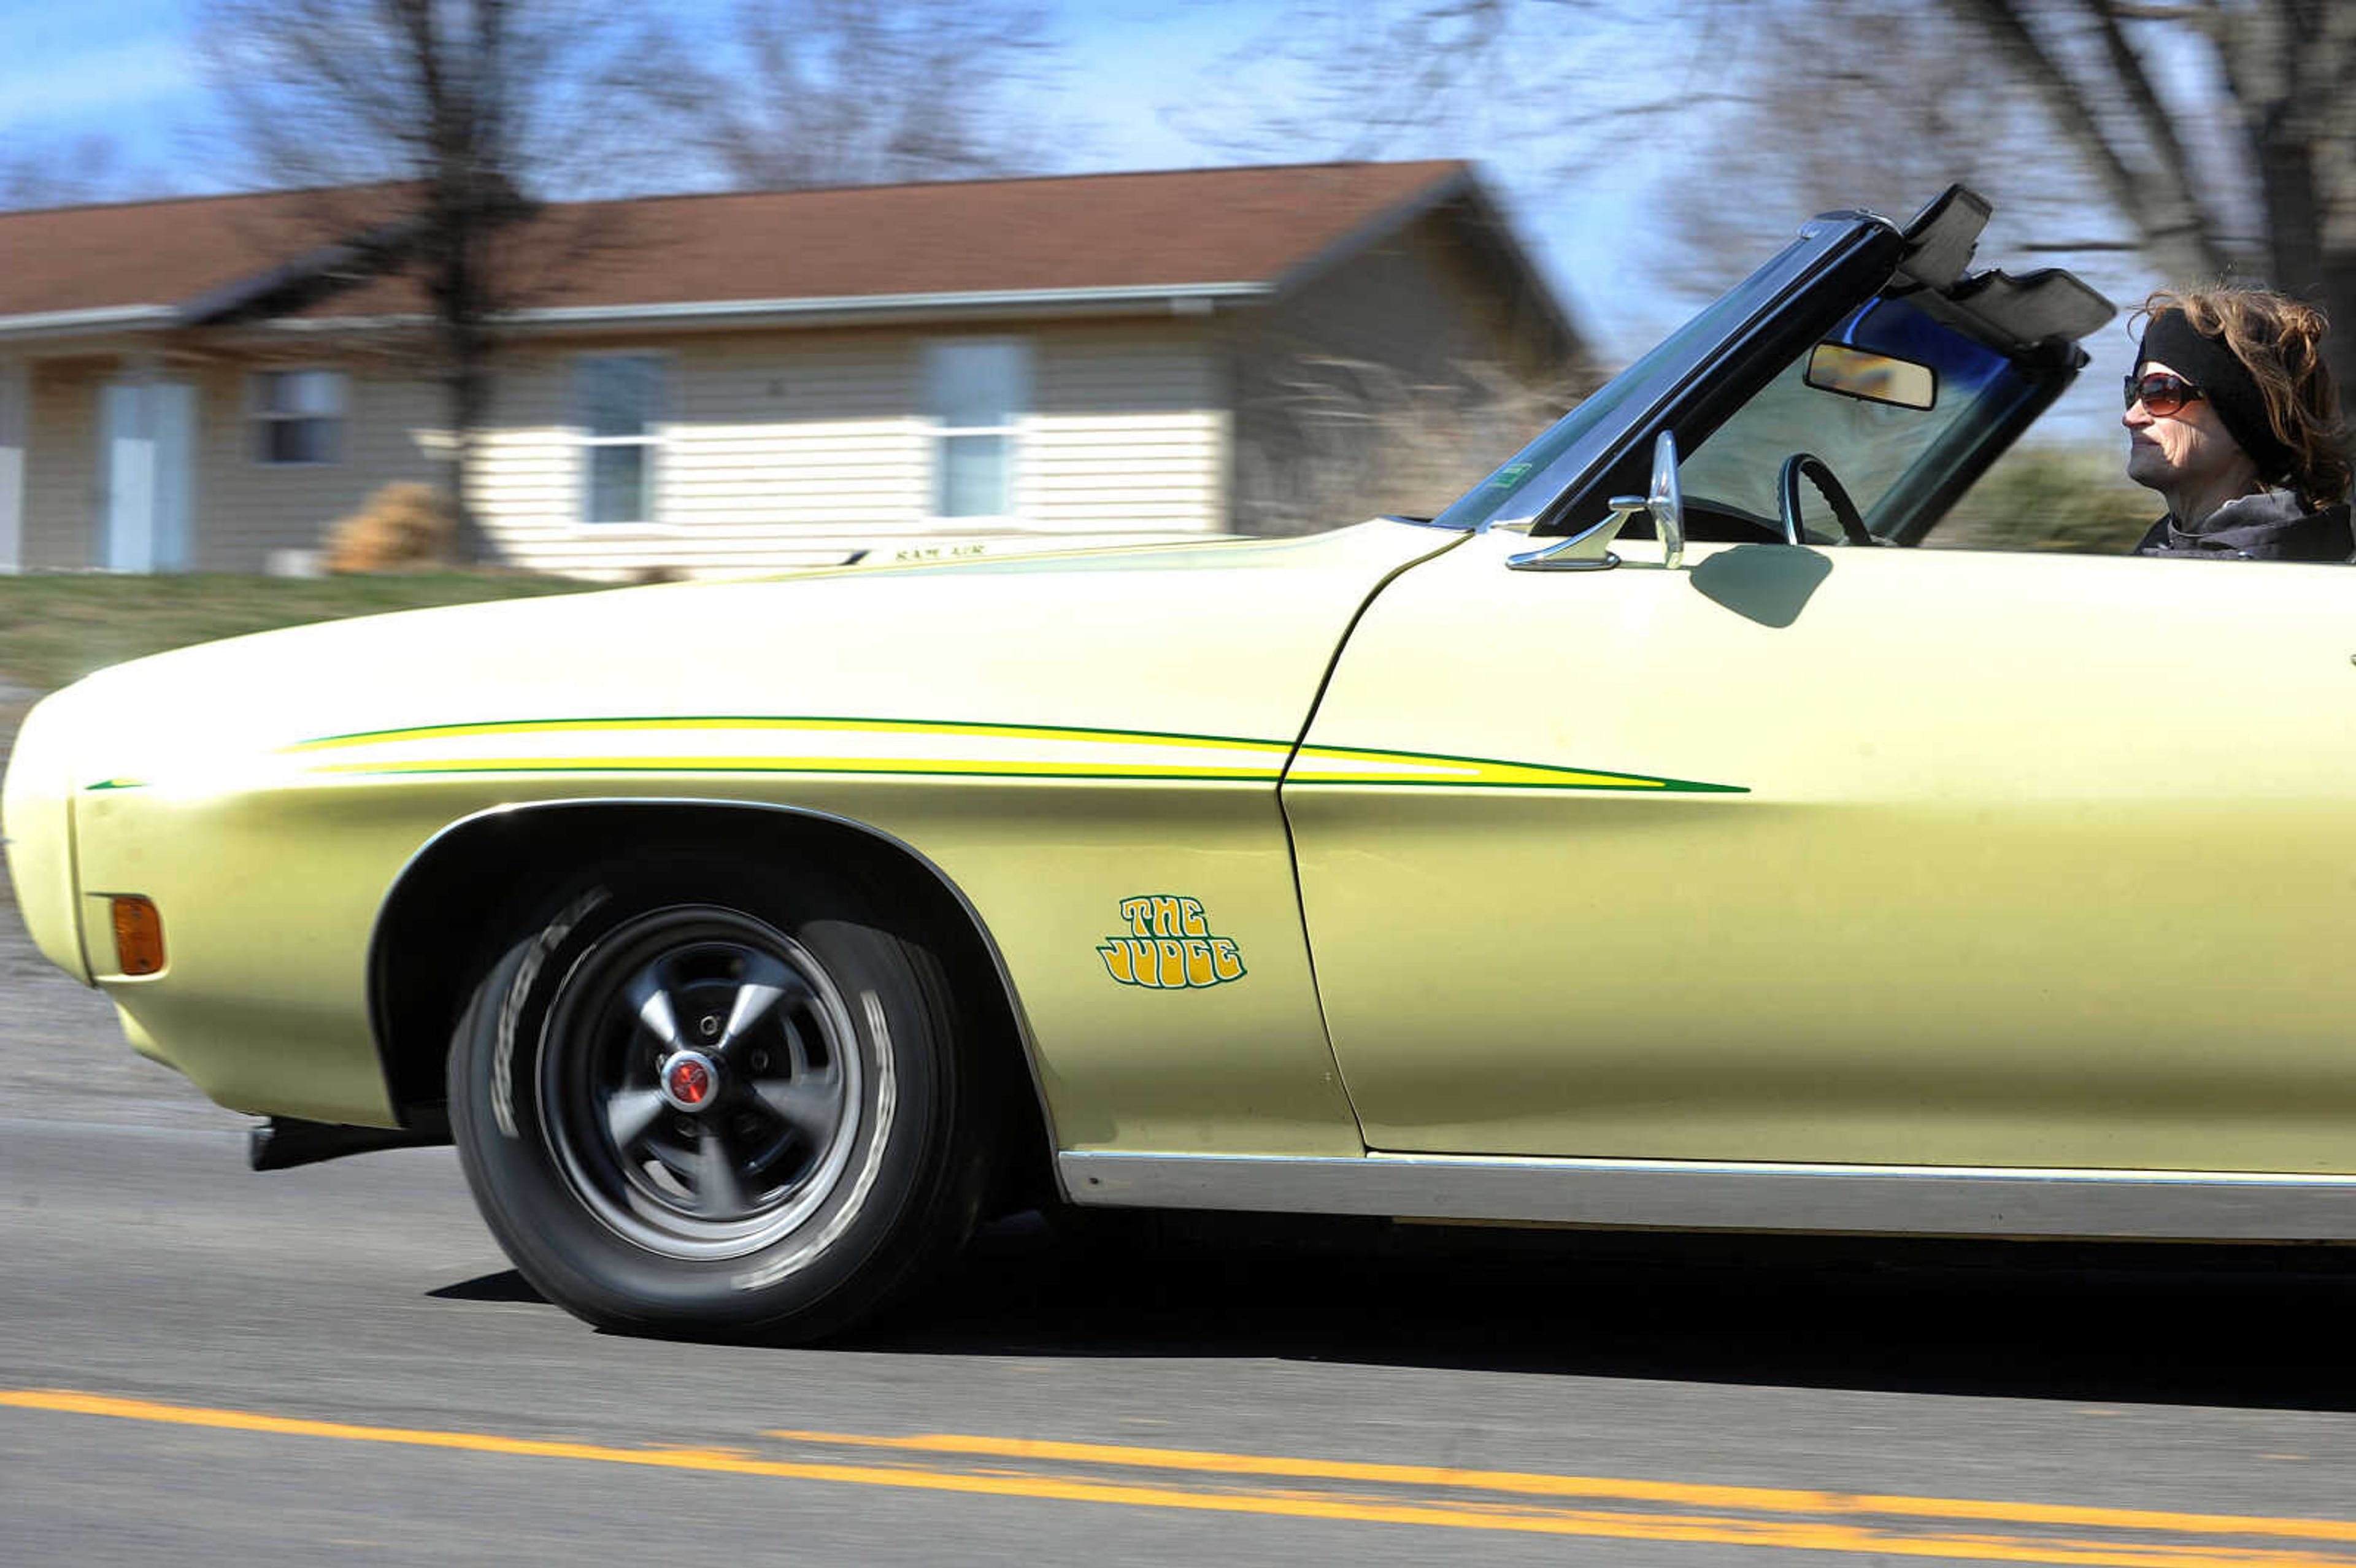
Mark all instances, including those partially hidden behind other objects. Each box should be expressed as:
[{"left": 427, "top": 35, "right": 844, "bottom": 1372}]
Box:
[
  {"left": 246, "top": 366, "right": 347, "bottom": 469},
  {"left": 925, "top": 337, "right": 1030, "bottom": 525},
  {"left": 571, "top": 350, "right": 673, "bottom": 530}
]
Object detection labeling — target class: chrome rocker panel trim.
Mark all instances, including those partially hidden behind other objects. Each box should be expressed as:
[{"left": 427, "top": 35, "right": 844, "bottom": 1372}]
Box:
[{"left": 1057, "top": 1150, "right": 2356, "bottom": 1241}]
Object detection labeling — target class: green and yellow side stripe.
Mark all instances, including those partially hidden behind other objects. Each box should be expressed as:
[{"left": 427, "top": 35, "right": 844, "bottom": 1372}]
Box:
[
  {"left": 283, "top": 717, "right": 1294, "bottom": 786},
  {"left": 257, "top": 715, "right": 1745, "bottom": 794},
  {"left": 1290, "top": 742, "right": 1741, "bottom": 793}
]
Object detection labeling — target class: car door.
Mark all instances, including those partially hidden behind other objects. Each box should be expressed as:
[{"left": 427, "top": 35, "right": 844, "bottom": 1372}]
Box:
[{"left": 1283, "top": 529, "right": 2356, "bottom": 1174}]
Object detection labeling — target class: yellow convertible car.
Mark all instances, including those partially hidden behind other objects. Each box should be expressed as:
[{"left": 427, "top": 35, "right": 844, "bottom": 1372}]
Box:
[{"left": 12, "top": 188, "right": 2355, "bottom": 1340}]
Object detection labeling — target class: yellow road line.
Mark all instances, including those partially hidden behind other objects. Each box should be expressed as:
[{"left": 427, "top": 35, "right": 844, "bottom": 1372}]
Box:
[
  {"left": 5, "top": 1389, "right": 2350, "bottom": 1568},
  {"left": 764, "top": 1429, "right": 2356, "bottom": 1545}
]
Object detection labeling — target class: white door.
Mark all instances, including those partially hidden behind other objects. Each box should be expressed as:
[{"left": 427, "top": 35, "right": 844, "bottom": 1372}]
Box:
[
  {"left": 98, "top": 378, "right": 194, "bottom": 572},
  {"left": 0, "top": 359, "right": 24, "bottom": 572}
]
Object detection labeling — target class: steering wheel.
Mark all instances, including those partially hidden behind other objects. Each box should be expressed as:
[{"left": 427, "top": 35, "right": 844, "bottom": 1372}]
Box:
[{"left": 1776, "top": 453, "right": 1874, "bottom": 547}]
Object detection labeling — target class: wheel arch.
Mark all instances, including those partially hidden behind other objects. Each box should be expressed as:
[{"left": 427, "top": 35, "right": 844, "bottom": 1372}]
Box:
[{"left": 366, "top": 797, "right": 1061, "bottom": 1206}]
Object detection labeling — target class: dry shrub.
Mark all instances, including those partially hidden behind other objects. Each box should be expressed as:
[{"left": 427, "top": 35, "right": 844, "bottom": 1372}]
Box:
[
  {"left": 323, "top": 482, "right": 456, "bottom": 572},
  {"left": 1930, "top": 444, "right": 2157, "bottom": 554},
  {"left": 1236, "top": 356, "right": 1587, "bottom": 536}
]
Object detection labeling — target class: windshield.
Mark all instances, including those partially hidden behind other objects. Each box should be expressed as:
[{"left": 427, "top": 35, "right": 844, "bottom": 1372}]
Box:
[
  {"left": 1431, "top": 233, "right": 1832, "bottom": 532},
  {"left": 1428, "top": 199, "right": 2098, "bottom": 545},
  {"left": 1679, "top": 293, "right": 2043, "bottom": 541}
]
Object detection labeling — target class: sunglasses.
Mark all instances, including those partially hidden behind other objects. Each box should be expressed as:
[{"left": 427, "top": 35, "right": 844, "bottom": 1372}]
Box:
[{"left": 2123, "top": 371, "right": 2203, "bottom": 417}]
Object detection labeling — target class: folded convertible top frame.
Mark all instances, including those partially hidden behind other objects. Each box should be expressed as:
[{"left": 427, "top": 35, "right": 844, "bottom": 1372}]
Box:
[{"left": 1892, "top": 182, "right": 2114, "bottom": 366}]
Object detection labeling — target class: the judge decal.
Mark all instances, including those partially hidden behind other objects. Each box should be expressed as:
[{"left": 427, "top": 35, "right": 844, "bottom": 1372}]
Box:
[{"left": 1098, "top": 895, "right": 1246, "bottom": 990}]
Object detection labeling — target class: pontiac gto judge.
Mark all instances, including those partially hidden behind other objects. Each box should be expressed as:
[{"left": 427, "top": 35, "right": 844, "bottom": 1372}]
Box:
[{"left": 12, "top": 190, "right": 2355, "bottom": 1341}]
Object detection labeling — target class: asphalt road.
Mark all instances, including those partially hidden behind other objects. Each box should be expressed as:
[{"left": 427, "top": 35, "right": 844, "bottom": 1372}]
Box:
[
  {"left": 11, "top": 983, "right": 2356, "bottom": 1568},
  {"left": 8, "top": 695, "right": 2356, "bottom": 1566}
]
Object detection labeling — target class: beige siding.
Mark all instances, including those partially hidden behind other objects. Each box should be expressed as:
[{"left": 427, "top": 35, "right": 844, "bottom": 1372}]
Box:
[
  {"left": 191, "top": 363, "right": 442, "bottom": 571},
  {"left": 22, "top": 358, "right": 96, "bottom": 570},
  {"left": 16, "top": 321, "right": 1232, "bottom": 577},
  {"left": 19, "top": 354, "right": 447, "bottom": 572},
  {"left": 1027, "top": 331, "right": 1225, "bottom": 531},
  {"left": 466, "top": 335, "right": 926, "bottom": 577},
  {"left": 469, "top": 323, "right": 1228, "bottom": 578}
]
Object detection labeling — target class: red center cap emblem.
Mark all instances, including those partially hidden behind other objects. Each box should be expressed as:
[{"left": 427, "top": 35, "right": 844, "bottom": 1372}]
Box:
[{"left": 666, "top": 1056, "right": 712, "bottom": 1107}]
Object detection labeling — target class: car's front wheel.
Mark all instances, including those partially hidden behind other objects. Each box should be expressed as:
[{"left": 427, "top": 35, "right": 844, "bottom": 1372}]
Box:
[{"left": 447, "top": 851, "right": 993, "bottom": 1340}]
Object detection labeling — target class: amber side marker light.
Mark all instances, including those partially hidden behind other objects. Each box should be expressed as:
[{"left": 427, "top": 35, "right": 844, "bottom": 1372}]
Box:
[{"left": 110, "top": 897, "right": 166, "bottom": 976}]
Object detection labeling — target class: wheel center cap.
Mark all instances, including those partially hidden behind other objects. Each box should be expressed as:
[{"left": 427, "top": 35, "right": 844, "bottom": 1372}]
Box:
[{"left": 658, "top": 1049, "right": 721, "bottom": 1112}]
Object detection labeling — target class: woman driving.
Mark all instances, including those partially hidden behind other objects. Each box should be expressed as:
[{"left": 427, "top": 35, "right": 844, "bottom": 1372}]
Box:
[{"left": 2124, "top": 287, "right": 2352, "bottom": 561}]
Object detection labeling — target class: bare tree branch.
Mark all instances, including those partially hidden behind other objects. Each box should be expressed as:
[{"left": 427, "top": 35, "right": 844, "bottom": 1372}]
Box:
[
  {"left": 1948, "top": 0, "right": 2225, "bottom": 279},
  {"left": 654, "top": 0, "right": 1069, "bottom": 191},
  {"left": 0, "top": 134, "right": 137, "bottom": 210},
  {"left": 2089, "top": 2, "right": 2201, "bottom": 204},
  {"left": 2107, "top": 1, "right": 2214, "bottom": 19},
  {"left": 1169, "top": 0, "right": 1655, "bottom": 168},
  {"left": 1192, "top": 0, "right": 2356, "bottom": 471},
  {"left": 198, "top": 0, "right": 692, "bottom": 561}
]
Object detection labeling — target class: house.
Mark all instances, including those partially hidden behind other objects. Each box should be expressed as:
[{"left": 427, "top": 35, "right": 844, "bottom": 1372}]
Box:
[{"left": 0, "top": 161, "right": 1586, "bottom": 577}]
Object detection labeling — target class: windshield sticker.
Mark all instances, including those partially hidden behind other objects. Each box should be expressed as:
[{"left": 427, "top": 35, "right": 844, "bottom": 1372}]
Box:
[{"left": 1099, "top": 896, "right": 1246, "bottom": 990}]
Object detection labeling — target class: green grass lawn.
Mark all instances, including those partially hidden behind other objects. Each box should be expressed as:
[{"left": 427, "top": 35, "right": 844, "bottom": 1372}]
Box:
[{"left": 0, "top": 572, "right": 604, "bottom": 693}]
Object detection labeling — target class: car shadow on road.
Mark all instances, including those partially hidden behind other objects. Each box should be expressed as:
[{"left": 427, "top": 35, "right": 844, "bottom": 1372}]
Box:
[
  {"left": 428, "top": 1213, "right": 2356, "bottom": 1412},
  {"left": 428, "top": 1271, "right": 549, "bottom": 1304},
  {"left": 860, "top": 1213, "right": 2356, "bottom": 1413}
]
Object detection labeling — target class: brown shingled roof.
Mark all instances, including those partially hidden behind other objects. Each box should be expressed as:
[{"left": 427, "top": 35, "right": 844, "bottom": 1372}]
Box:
[
  {"left": 0, "top": 185, "right": 412, "bottom": 321},
  {"left": 0, "top": 161, "right": 1477, "bottom": 326}
]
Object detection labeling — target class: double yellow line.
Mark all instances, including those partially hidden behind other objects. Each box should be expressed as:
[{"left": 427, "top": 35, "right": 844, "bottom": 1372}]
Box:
[{"left": 5, "top": 1388, "right": 2349, "bottom": 1566}]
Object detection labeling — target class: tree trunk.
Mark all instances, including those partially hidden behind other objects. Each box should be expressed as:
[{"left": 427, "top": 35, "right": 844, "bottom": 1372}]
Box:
[
  {"left": 2323, "top": 261, "right": 2356, "bottom": 422},
  {"left": 425, "top": 166, "right": 498, "bottom": 566},
  {"left": 2222, "top": 0, "right": 2356, "bottom": 463},
  {"left": 2252, "top": 137, "right": 2356, "bottom": 401},
  {"left": 442, "top": 348, "right": 494, "bottom": 566}
]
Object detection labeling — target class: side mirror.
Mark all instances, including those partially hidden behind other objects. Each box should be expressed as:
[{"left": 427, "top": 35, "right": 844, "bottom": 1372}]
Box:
[
  {"left": 1647, "top": 428, "right": 1685, "bottom": 571},
  {"left": 1507, "top": 429, "right": 1687, "bottom": 573}
]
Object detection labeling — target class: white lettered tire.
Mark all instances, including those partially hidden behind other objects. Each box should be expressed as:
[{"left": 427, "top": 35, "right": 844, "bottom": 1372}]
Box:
[{"left": 446, "top": 852, "right": 994, "bottom": 1340}]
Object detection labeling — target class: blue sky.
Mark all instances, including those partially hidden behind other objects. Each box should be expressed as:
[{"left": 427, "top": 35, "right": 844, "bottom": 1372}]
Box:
[
  {"left": 0, "top": 0, "right": 1665, "bottom": 350},
  {"left": 0, "top": 1, "right": 1297, "bottom": 191},
  {"left": 0, "top": 1, "right": 206, "bottom": 154}
]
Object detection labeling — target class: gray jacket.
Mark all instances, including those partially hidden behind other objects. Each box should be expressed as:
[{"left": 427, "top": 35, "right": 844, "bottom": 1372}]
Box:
[{"left": 2132, "top": 490, "right": 2355, "bottom": 563}]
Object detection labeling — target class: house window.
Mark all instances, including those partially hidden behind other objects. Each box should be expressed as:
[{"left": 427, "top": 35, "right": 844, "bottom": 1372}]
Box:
[
  {"left": 575, "top": 353, "right": 664, "bottom": 524},
  {"left": 926, "top": 340, "right": 1027, "bottom": 518},
  {"left": 250, "top": 369, "right": 345, "bottom": 465}
]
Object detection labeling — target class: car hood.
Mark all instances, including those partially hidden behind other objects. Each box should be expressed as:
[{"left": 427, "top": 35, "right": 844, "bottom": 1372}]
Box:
[{"left": 39, "top": 521, "right": 1463, "bottom": 792}]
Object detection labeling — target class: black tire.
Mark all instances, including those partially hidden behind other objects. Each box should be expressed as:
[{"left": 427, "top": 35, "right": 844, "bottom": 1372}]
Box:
[{"left": 446, "top": 850, "right": 995, "bottom": 1341}]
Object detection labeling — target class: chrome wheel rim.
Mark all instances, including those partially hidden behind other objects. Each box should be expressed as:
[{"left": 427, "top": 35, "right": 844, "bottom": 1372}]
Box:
[{"left": 539, "top": 906, "right": 863, "bottom": 1261}]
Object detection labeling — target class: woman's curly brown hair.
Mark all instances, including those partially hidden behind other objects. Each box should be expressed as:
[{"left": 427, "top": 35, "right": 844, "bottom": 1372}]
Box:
[{"left": 2135, "top": 286, "right": 2350, "bottom": 505}]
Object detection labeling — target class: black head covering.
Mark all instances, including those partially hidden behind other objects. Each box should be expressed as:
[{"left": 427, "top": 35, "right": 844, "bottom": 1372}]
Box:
[{"left": 2136, "top": 309, "right": 2296, "bottom": 482}]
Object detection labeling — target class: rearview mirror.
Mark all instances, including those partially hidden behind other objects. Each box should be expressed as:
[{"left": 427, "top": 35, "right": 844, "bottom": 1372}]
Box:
[{"left": 1804, "top": 344, "right": 1936, "bottom": 410}]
